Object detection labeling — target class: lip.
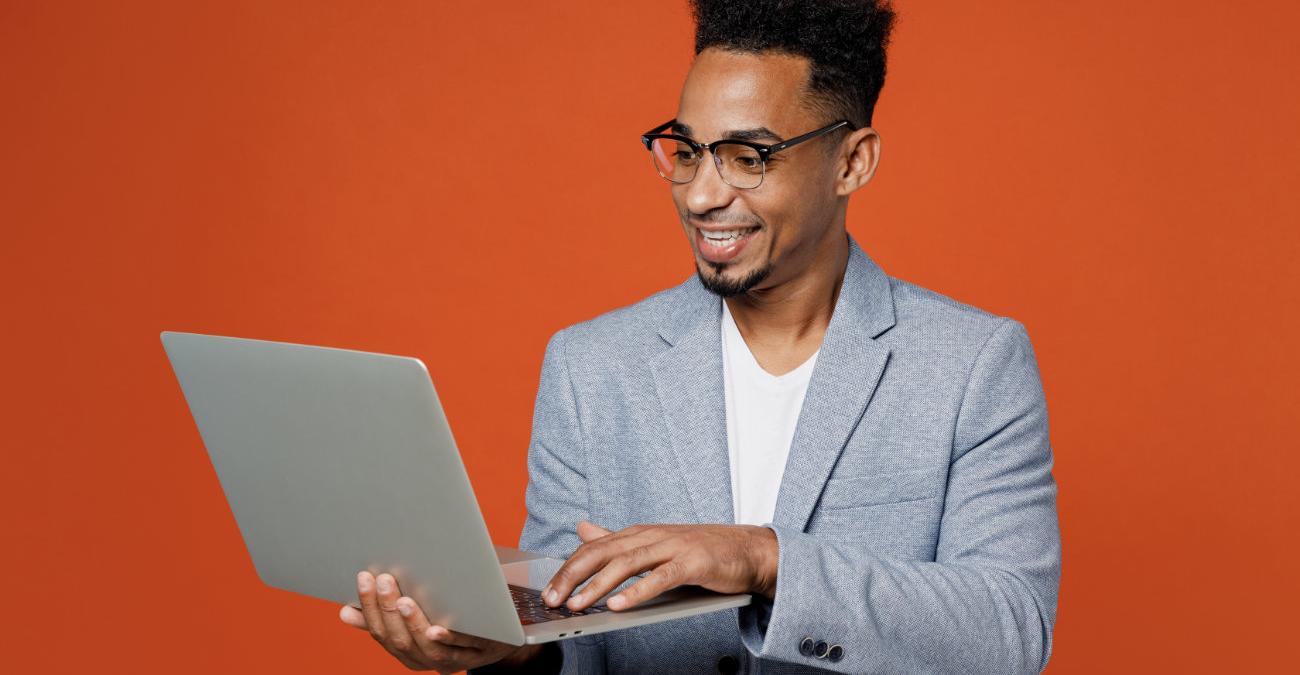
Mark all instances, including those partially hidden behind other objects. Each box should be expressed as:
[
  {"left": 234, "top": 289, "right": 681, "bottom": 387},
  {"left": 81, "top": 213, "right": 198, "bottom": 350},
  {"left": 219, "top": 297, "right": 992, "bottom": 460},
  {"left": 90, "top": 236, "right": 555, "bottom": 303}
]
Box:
[{"left": 694, "top": 223, "right": 760, "bottom": 264}]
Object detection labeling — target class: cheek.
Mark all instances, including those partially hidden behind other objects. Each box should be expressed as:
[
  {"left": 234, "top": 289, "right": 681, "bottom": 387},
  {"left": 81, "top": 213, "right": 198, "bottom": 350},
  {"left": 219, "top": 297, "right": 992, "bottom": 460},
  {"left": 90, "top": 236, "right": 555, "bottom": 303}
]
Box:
[
  {"left": 749, "top": 193, "right": 797, "bottom": 244},
  {"left": 754, "top": 201, "right": 829, "bottom": 256},
  {"left": 766, "top": 175, "right": 836, "bottom": 232}
]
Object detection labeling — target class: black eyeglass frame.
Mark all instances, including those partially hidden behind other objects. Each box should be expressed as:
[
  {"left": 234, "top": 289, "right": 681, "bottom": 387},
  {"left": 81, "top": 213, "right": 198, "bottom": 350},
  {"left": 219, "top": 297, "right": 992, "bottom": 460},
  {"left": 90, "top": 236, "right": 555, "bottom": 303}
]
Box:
[{"left": 639, "top": 117, "right": 857, "bottom": 188}]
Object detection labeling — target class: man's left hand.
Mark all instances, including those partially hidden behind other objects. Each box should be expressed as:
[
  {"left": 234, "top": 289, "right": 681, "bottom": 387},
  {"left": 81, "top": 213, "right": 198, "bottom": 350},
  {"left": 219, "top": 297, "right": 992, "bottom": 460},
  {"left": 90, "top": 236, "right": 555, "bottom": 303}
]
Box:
[{"left": 542, "top": 521, "right": 778, "bottom": 612}]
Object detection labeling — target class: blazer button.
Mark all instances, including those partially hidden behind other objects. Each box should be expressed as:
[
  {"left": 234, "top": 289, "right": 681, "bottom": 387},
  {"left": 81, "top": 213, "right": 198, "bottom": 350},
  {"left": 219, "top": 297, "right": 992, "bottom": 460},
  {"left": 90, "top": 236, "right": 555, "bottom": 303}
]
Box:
[
  {"left": 813, "top": 640, "right": 830, "bottom": 659},
  {"left": 828, "top": 644, "right": 844, "bottom": 662},
  {"left": 716, "top": 655, "right": 740, "bottom": 674},
  {"left": 799, "top": 637, "right": 815, "bottom": 656}
]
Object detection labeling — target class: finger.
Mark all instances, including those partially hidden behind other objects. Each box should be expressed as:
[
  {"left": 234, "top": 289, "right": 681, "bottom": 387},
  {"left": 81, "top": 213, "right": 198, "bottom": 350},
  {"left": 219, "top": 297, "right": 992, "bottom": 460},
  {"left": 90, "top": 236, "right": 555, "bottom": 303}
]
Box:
[
  {"left": 426, "top": 624, "right": 489, "bottom": 650},
  {"left": 421, "top": 625, "right": 491, "bottom": 664},
  {"left": 356, "top": 571, "right": 388, "bottom": 641},
  {"left": 374, "top": 574, "right": 419, "bottom": 654},
  {"left": 395, "top": 596, "right": 451, "bottom": 658},
  {"left": 576, "top": 520, "right": 613, "bottom": 542},
  {"left": 544, "top": 528, "right": 656, "bottom": 606},
  {"left": 607, "top": 559, "right": 689, "bottom": 611},
  {"left": 339, "top": 604, "right": 368, "bottom": 629},
  {"left": 543, "top": 541, "right": 621, "bottom": 607},
  {"left": 566, "top": 543, "right": 670, "bottom": 612}
]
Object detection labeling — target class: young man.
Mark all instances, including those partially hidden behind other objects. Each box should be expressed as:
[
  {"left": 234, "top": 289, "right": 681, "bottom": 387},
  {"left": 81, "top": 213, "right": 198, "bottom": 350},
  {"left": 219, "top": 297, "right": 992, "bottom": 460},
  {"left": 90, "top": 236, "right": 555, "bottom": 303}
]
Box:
[{"left": 340, "top": 1, "right": 1061, "bottom": 672}]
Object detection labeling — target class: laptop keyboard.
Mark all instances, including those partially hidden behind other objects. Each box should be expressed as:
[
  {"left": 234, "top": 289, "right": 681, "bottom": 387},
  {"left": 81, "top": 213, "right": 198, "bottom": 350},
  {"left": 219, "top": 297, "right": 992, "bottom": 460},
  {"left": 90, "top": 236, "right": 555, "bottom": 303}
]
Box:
[{"left": 509, "top": 584, "right": 609, "bottom": 625}]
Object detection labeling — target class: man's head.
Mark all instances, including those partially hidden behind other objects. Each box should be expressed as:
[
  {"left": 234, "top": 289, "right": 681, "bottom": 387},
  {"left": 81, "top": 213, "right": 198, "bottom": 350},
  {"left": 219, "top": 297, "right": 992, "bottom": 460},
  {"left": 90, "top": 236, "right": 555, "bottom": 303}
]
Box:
[{"left": 669, "top": 0, "right": 895, "bottom": 297}]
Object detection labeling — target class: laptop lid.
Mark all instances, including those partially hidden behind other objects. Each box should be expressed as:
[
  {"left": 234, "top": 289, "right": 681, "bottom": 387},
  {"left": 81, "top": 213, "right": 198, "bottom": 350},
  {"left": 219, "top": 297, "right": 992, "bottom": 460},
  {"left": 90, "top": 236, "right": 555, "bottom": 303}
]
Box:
[{"left": 161, "top": 331, "right": 526, "bottom": 645}]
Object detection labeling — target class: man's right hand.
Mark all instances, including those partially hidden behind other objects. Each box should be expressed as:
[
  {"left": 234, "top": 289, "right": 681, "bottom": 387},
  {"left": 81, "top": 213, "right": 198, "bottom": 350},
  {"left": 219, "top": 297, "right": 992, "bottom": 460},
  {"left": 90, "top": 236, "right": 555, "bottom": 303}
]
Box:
[{"left": 339, "top": 571, "right": 541, "bottom": 673}]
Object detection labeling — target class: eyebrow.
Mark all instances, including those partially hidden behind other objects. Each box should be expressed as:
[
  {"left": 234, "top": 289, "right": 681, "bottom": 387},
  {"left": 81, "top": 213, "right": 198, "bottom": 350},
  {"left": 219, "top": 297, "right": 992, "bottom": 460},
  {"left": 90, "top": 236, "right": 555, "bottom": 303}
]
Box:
[{"left": 672, "top": 122, "right": 783, "bottom": 143}]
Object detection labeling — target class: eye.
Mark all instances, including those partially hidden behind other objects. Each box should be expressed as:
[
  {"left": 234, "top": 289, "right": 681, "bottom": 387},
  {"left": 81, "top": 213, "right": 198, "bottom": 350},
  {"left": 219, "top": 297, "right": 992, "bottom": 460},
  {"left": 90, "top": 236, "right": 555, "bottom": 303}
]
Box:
[
  {"left": 674, "top": 150, "right": 700, "bottom": 165},
  {"left": 731, "top": 154, "right": 764, "bottom": 173}
]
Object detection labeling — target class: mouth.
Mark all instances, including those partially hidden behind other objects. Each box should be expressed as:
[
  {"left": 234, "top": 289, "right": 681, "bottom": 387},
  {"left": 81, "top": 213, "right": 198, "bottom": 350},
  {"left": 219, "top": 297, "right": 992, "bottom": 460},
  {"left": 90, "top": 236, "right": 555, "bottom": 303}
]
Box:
[{"left": 695, "top": 224, "right": 760, "bottom": 264}]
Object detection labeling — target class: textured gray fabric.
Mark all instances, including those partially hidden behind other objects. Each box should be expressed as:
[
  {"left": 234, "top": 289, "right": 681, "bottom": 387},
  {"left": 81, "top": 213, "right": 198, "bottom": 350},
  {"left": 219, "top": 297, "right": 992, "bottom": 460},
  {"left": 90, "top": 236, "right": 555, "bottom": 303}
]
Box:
[{"left": 518, "top": 236, "right": 1060, "bottom": 674}]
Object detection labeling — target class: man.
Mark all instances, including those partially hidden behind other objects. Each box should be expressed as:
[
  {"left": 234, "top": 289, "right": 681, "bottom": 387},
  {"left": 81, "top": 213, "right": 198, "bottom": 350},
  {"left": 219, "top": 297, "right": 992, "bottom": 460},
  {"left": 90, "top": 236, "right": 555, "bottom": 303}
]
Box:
[{"left": 339, "top": 1, "right": 1061, "bottom": 672}]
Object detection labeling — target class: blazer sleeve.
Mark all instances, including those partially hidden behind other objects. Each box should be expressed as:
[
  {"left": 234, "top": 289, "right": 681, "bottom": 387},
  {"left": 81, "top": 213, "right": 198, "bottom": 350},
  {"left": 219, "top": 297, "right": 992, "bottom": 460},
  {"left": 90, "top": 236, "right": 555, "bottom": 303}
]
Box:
[
  {"left": 515, "top": 329, "right": 609, "bottom": 674},
  {"left": 738, "top": 319, "right": 1062, "bottom": 674}
]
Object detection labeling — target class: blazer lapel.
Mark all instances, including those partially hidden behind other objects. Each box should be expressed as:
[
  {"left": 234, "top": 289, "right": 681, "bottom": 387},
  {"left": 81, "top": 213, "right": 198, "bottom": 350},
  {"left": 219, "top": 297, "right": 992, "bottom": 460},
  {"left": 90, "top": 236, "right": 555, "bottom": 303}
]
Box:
[
  {"left": 651, "top": 277, "right": 734, "bottom": 524},
  {"left": 771, "top": 237, "right": 897, "bottom": 531}
]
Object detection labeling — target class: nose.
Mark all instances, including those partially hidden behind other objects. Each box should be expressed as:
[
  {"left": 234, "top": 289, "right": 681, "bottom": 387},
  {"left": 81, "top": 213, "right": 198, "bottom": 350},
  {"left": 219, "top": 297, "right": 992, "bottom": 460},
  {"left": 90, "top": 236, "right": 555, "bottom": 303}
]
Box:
[{"left": 681, "top": 151, "right": 736, "bottom": 215}]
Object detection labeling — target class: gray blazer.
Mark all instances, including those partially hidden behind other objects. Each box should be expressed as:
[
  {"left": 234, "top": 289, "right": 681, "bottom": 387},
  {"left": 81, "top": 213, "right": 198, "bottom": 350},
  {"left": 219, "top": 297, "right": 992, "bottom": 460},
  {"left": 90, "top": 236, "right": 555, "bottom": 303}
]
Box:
[{"left": 518, "top": 236, "right": 1060, "bottom": 674}]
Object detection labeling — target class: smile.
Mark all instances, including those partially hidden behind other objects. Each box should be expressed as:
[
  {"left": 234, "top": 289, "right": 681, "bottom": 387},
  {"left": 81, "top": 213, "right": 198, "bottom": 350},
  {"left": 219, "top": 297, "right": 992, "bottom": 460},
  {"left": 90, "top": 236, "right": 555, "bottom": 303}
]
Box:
[
  {"left": 695, "top": 225, "right": 760, "bottom": 263},
  {"left": 700, "top": 226, "right": 758, "bottom": 246}
]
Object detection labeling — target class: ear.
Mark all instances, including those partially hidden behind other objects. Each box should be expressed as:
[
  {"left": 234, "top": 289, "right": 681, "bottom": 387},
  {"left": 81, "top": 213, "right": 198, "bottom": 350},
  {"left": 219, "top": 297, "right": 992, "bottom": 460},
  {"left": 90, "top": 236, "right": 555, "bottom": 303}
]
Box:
[{"left": 835, "top": 127, "right": 881, "bottom": 197}]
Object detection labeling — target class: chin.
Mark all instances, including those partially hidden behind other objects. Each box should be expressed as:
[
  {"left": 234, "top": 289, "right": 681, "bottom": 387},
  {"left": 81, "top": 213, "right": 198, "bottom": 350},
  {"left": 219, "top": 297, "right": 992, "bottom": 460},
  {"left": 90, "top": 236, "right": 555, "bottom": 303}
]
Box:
[{"left": 695, "top": 260, "right": 773, "bottom": 298}]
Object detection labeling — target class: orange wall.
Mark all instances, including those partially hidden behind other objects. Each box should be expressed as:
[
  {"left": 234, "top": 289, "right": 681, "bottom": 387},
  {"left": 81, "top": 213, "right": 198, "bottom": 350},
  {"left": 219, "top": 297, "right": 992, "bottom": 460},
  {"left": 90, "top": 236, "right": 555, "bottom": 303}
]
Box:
[{"left": 3, "top": 1, "right": 1297, "bottom": 672}]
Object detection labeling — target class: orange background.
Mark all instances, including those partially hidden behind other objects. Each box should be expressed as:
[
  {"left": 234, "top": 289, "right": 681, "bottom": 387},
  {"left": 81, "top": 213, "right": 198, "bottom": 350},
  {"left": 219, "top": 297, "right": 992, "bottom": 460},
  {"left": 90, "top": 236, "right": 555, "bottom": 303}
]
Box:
[{"left": 3, "top": 1, "right": 1297, "bottom": 672}]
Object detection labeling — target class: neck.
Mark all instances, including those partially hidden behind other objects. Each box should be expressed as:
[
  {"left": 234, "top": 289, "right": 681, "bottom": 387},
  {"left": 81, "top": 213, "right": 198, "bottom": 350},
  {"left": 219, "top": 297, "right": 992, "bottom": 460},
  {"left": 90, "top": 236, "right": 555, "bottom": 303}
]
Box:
[{"left": 725, "top": 230, "right": 849, "bottom": 349}]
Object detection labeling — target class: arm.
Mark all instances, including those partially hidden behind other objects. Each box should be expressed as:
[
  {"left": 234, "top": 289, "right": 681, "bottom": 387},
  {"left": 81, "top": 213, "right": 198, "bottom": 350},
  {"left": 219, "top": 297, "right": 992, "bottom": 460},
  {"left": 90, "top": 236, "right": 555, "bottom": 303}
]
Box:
[{"left": 738, "top": 319, "right": 1061, "bottom": 673}]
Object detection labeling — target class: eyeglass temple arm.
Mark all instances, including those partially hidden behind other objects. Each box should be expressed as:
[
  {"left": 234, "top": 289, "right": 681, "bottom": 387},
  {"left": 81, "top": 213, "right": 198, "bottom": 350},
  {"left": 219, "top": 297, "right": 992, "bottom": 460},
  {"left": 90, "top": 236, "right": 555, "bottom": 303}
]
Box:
[
  {"left": 641, "top": 118, "right": 678, "bottom": 146},
  {"left": 767, "top": 120, "right": 857, "bottom": 154}
]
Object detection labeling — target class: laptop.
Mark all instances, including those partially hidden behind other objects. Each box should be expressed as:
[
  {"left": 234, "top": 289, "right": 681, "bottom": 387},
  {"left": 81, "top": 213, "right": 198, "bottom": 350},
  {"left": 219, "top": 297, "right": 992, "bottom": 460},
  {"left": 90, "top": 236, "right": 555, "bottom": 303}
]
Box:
[{"left": 161, "top": 331, "right": 750, "bottom": 645}]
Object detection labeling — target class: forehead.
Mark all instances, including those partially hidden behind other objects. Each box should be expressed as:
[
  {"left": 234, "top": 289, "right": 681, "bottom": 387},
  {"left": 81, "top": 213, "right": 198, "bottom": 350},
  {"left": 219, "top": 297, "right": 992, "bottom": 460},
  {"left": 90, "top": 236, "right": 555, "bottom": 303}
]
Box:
[{"left": 676, "top": 48, "right": 815, "bottom": 139}]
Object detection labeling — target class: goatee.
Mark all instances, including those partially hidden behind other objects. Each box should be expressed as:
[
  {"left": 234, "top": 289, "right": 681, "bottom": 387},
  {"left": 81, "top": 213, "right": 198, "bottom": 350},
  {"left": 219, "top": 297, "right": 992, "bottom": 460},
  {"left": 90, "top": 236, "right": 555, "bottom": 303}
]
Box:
[{"left": 696, "top": 261, "right": 772, "bottom": 297}]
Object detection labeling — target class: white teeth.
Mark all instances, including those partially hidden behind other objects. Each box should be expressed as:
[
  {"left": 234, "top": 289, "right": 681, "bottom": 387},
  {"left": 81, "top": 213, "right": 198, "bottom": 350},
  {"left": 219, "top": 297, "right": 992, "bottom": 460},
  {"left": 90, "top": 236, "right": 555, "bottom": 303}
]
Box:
[{"left": 701, "top": 227, "right": 754, "bottom": 246}]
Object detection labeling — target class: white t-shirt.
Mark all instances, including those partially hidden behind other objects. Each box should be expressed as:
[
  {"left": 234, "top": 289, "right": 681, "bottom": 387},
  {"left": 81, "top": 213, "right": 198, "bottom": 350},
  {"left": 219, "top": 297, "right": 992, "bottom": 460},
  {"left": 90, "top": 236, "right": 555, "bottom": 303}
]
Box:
[{"left": 721, "top": 300, "right": 820, "bottom": 526}]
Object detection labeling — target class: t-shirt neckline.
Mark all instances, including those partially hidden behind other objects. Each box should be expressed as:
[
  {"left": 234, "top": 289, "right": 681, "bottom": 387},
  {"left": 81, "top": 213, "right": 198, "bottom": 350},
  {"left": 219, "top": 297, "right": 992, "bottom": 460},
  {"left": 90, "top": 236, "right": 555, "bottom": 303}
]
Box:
[{"left": 721, "top": 300, "right": 820, "bottom": 387}]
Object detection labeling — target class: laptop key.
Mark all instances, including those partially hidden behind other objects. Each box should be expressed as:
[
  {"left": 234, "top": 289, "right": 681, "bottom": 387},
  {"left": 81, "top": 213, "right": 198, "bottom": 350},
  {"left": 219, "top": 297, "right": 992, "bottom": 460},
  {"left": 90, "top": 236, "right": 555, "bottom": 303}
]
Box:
[{"left": 508, "top": 584, "right": 609, "bottom": 625}]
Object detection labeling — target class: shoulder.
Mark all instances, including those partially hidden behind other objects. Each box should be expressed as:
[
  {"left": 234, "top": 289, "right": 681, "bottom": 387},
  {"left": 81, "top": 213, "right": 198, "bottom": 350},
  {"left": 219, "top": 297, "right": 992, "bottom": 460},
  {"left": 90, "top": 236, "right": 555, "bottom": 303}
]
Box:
[
  {"left": 884, "top": 275, "right": 1030, "bottom": 359},
  {"left": 544, "top": 277, "right": 694, "bottom": 368}
]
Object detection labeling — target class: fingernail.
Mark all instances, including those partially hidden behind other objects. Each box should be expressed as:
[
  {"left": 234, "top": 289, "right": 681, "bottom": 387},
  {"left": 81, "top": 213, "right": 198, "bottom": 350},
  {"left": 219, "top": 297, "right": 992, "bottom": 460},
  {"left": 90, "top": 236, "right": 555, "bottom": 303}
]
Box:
[
  {"left": 546, "top": 589, "right": 559, "bottom": 604},
  {"left": 377, "top": 575, "right": 392, "bottom": 593},
  {"left": 397, "top": 599, "right": 412, "bottom": 617},
  {"left": 357, "top": 572, "right": 372, "bottom": 591}
]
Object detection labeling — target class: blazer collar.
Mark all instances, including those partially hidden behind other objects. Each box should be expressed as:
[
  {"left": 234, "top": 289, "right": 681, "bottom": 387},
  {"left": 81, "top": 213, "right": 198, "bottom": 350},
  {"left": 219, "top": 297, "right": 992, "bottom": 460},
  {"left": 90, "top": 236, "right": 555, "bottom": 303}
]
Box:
[
  {"left": 650, "top": 235, "right": 897, "bottom": 527},
  {"left": 657, "top": 235, "right": 895, "bottom": 346}
]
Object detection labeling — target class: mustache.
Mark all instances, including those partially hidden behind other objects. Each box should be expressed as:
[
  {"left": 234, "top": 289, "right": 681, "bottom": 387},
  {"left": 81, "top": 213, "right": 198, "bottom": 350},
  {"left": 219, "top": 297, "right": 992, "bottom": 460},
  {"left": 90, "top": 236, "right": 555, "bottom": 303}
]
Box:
[{"left": 679, "top": 210, "right": 763, "bottom": 228}]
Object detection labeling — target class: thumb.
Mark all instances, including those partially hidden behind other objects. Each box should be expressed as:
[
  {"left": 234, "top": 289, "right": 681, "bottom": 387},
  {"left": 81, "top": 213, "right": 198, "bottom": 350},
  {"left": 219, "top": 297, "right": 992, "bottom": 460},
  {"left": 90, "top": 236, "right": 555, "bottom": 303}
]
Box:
[{"left": 576, "top": 520, "right": 612, "bottom": 542}]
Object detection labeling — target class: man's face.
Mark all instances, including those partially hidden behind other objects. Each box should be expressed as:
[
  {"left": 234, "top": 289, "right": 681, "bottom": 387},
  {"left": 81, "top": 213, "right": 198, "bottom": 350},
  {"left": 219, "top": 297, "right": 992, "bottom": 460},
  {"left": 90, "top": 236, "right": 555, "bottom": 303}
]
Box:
[{"left": 671, "top": 48, "right": 846, "bottom": 297}]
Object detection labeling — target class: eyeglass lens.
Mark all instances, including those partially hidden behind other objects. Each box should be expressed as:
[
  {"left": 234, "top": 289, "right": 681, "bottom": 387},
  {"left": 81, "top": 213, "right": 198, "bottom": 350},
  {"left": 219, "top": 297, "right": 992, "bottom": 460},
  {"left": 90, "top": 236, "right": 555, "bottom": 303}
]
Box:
[{"left": 648, "top": 138, "right": 764, "bottom": 189}]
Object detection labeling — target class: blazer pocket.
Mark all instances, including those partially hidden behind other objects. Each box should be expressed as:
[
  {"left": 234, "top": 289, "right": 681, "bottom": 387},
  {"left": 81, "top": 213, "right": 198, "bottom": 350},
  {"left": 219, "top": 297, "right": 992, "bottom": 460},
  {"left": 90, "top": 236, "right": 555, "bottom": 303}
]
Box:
[{"left": 816, "top": 464, "right": 945, "bottom": 511}]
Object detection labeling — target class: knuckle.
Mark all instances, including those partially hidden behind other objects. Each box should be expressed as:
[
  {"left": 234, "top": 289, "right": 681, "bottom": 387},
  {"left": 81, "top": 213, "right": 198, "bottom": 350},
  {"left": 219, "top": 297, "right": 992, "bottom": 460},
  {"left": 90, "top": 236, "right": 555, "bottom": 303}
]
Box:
[
  {"left": 571, "top": 542, "right": 600, "bottom": 561},
  {"left": 622, "top": 545, "right": 647, "bottom": 566},
  {"left": 558, "top": 557, "right": 594, "bottom": 581},
  {"left": 627, "top": 548, "right": 656, "bottom": 574},
  {"left": 609, "top": 551, "right": 637, "bottom": 572},
  {"left": 657, "top": 559, "right": 686, "bottom": 582}
]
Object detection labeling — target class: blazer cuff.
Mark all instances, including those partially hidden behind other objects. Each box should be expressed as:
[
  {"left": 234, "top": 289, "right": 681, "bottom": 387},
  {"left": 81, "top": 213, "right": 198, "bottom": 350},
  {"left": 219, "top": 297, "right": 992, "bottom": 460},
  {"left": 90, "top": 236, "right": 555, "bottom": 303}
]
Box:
[{"left": 738, "top": 524, "right": 861, "bottom": 671}]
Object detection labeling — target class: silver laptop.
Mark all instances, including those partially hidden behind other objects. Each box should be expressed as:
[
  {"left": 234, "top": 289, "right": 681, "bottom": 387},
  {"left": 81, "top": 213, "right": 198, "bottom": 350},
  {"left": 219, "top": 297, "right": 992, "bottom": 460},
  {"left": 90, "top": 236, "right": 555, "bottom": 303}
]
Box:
[{"left": 161, "top": 331, "right": 750, "bottom": 645}]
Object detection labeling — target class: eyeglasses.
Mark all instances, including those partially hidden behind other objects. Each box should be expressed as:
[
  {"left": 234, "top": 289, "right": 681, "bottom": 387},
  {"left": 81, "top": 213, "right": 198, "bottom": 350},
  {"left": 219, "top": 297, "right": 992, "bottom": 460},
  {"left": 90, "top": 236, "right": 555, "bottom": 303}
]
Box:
[{"left": 640, "top": 118, "right": 856, "bottom": 189}]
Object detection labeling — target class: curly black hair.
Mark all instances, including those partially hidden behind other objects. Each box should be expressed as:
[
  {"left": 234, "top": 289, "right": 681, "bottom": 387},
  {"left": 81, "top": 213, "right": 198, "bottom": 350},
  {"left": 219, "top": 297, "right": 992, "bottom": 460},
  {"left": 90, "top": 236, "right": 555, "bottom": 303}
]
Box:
[{"left": 689, "top": 0, "right": 896, "bottom": 128}]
